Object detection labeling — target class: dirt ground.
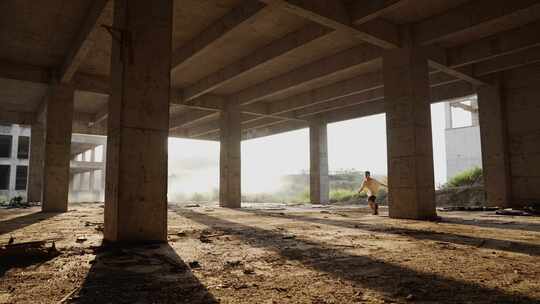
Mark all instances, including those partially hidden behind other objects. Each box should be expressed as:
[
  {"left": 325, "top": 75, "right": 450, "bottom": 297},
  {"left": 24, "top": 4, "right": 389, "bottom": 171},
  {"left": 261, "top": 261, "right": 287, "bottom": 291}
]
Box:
[{"left": 1, "top": 202, "right": 540, "bottom": 304}]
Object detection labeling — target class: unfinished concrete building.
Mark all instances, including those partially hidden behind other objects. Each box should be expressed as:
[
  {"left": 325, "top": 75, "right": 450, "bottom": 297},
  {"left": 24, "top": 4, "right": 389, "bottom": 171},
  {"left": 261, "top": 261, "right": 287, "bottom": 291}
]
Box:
[{"left": 1, "top": 1, "right": 540, "bottom": 303}]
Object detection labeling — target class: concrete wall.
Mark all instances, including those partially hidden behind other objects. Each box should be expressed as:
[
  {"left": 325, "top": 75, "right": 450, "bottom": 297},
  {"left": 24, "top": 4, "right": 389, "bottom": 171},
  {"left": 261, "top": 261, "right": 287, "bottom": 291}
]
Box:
[
  {"left": 503, "top": 63, "right": 540, "bottom": 205},
  {"left": 0, "top": 124, "right": 30, "bottom": 201},
  {"left": 445, "top": 125, "right": 482, "bottom": 179}
]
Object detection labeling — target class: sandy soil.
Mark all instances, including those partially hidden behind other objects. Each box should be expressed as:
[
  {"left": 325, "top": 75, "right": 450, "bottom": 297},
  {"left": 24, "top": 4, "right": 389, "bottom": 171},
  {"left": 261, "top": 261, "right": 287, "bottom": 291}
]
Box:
[{"left": 1, "top": 202, "right": 540, "bottom": 304}]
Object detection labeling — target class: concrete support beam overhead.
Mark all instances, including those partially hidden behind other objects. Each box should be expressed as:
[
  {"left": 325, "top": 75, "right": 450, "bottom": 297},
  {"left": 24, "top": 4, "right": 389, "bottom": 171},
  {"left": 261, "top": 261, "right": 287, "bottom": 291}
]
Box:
[
  {"left": 309, "top": 119, "right": 329, "bottom": 204},
  {"left": 414, "top": 0, "right": 540, "bottom": 46},
  {"left": 42, "top": 86, "right": 75, "bottom": 212},
  {"left": 260, "top": 0, "right": 400, "bottom": 49},
  {"left": 58, "top": 0, "right": 110, "bottom": 83},
  {"left": 383, "top": 47, "right": 437, "bottom": 220},
  {"left": 27, "top": 124, "right": 45, "bottom": 202},
  {"left": 104, "top": 0, "right": 172, "bottom": 242},
  {"left": 233, "top": 44, "right": 382, "bottom": 106},
  {"left": 171, "top": 1, "right": 266, "bottom": 72},
  {"left": 350, "top": 0, "right": 407, "bottom": 24},
  {"left": 183, "top": 24, "right": 332, "bottom": 101},
  {"left": 477, "top": 83, "right": 512, "bottom": 207},
  {"left": 219, "top": 104, "right": 242, "bottom": 208}
]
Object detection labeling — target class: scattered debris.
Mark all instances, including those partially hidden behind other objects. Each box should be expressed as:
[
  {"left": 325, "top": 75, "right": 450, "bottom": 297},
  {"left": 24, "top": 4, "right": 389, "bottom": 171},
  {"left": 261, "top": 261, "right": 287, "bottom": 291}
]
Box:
[
  {"left": 225, "top": 260, "right": 243, "bottom": 268},
  {"left": 184, "top": 203, "right": 201, "bottom": 208},
  {"left": 189, "top": 261, "right": 201, "bottom": 269},
  {"left": 57, "top": 287, "right": 80, "bottom": 304},
  {"left": 495, "top": 209, "right": 533, "bottom": 216},
  {"left": 437, "top": 206, "right": 499, "bottom": 212},
  {"left": 75, "top": 237, "right": 87, "bottom": 243},
  {"left": 0, "top": 196, "right": 39, "bottom": 209},
  {"left": 282, "top": 234, "right": 296, "bottom": 239},
  {"left": 243, "top": 268, "right": 255, "bottom": 275}
]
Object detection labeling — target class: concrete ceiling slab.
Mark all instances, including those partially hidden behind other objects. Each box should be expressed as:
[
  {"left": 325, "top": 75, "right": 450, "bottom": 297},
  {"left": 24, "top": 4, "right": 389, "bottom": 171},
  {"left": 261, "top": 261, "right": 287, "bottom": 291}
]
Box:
[
  {"left": 0, "top": 78, "right": 47, "bottom": 112},
  {"left": 0, "top": 0, "right": 94, "bottom": 67},
  {"left": 171, "top": 5, "right": 308, "bottom": 88}
]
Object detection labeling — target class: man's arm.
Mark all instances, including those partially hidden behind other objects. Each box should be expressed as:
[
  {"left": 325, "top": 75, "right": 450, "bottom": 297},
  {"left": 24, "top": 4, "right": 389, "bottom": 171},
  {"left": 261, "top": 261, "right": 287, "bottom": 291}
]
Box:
[
  {"left": 375, "top": 179, "right": 388, "bottom": 188},
  {"left": 358, "top": 180, "right": 366, "bottom": 193}
]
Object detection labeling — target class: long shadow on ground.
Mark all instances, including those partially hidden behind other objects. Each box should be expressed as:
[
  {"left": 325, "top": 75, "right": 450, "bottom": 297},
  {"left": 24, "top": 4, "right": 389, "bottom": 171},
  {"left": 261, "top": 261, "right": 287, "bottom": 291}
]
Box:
[
  {"left": 437, "top": 215, "right": 540, "bottom": 233},
  {"left": 237, "top": 209, "right": 540, "bottom": 257},
  {"left": 70, "top": 243, "right": 217, "bottom": 304},
  {"left": 177, "top": 209, "right": 538, "bottom": 304},
  {"left": 0, "top": 211, "right": 57, "bottom": 235}
]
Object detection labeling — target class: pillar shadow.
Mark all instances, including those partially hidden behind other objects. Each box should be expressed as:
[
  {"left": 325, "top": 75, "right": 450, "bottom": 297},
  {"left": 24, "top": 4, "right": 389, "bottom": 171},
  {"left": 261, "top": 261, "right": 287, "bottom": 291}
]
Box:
[
  {"left": 69, "top": 243, "right": 218, "bottom": 304},
  {"left": 176, "top": 209, "right": 538, "bottom": 303},
  {"left": 0, "top": 211, "right": 58, "bottom": 235},
  {"left": 439, "top": 216, "right": 540, "bottom": 233},
  {"left": 237, "top": 209, "right": 540, "bottom": 257}
]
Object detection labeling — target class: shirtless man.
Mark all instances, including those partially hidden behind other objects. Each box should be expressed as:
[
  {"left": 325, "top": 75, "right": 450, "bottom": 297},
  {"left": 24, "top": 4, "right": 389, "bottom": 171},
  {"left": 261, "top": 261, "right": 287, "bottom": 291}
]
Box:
[{"left": 358, "top": 171, "right": 387, "bottom": 215}]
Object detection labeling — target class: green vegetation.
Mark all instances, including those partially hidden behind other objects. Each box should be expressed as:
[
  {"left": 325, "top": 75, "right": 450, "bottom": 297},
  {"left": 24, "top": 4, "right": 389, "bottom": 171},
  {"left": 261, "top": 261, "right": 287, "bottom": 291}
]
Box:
[{"left": 443, "top": 167, "right": 483, "bottom": 188}]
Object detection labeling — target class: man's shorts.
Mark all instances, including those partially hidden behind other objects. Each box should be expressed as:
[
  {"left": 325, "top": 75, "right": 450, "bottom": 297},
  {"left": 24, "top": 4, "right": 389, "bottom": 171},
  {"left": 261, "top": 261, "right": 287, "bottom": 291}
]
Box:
[{"left": 368, "top": 195, "right": 376, "bottom": 202}]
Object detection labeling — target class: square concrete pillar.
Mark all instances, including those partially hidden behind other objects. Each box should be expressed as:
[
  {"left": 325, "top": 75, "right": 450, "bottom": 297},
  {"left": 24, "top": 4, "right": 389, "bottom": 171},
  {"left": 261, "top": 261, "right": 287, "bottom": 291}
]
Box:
[
  {"left": 383, "top": 48, "right": 437, "bottom": 220},
  {"left": 27, "top": 123, "right": 44, "bottom": 202},
  {"left": 42, "top": 85, "right": 74, "bottom": 212},
  {"left": 219, "top": 105, "right": 241, "bottom": 208},
  {"left": 477, "top": 84, "right": 512, "bottom": 207},
  {"left": 104, "top": 0, "right": 172, "bottom": 242},
  {"left": 309, "top": 120, "right": 329, "bottom": 204}
]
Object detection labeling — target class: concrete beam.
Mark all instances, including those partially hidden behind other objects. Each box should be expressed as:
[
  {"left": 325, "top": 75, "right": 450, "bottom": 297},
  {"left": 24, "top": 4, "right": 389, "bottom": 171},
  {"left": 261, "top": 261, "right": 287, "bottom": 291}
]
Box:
[
  {"left": 58, "top": 0, "right": 110, "bottom": 83},
  {"left": 232, "top": 44, "right": 382, "bottom": 105},
  {"left": 193, "top": 79, "right": 474, "bottom": 140},
  {"left": 414, "top": 0, "right": 540, "bottom": 46},
  {"left": 0, "top": 108, "right": 35, "bottom": 125},
  {"left": 170, "top": 109, "right": 219, "bottom": 129},
  {"left": 171, "top": 1, "right": 266, "bottom": 73},
  {"left": 349, "top": 0, "right": 407, "bottom": 24},
  {"left": 447, "top": 20, "right": 540, "bottom": 67},
  {"left": 472, "top": 46, "right": 540, "bottom": 76},
  {"left": 0, "top": 60, "right": 109, "bottom": 94},
  {"left": 260, "top": 0, "right": 400, "bottom": 49},
  {"left": 183, "top": 24, "right": 333, "bottom": 101}
]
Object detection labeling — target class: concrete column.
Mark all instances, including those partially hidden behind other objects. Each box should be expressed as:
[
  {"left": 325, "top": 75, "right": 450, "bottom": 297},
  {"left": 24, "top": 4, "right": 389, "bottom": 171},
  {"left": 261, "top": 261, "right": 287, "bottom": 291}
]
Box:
[
  {"left": 383, "top": 47, "right": 436, "bottom": 220},
  {"left": 477, "top": 84, "right": 511, "bottom": 207},
  {"left": 309, "top": 120, "right": 329, "bottom": 204},
  {"left": 104, "top": 0, "right": 172, "bottom": 242},
  {"left": 88, "top": 148, "right": 95, "bottom": 191},
  {"left": 27, "top": 124, "right": 44, "bottom": 202},
  {"left": 444, "top": 102, "right": 453, "bottom": 129},
  {"left": 219, "top": 105, "right": 241, "bottom": 208},
  {"left": 8, "top": 134, "right": 18, "bottom": 192},
  {"left": 42, "top": 85, "right": 74, "bottom": 212},
  {"left": 471, "top": 98, "right": 479, "bottom": 126}
]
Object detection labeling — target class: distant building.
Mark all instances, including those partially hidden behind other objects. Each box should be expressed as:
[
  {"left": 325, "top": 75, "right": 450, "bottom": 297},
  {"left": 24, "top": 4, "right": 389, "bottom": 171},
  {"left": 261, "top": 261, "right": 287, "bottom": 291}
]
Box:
[
  {"left": 0, "top": 124, "right": 106, "bottom": 203},
  {"left": 0, "top": 124, "right": 30, "bottom": 200},
  {"left": 444, "top": 96, "right": 482, "bottom": 180},
  {"left": 69, "top": 134, "right": 107, "bottom": 202}
]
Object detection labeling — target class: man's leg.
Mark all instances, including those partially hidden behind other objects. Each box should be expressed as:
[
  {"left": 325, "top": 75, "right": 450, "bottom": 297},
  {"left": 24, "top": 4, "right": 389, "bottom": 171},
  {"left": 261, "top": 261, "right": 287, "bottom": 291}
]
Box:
[{"left": 368, "top": 196, "right": 378, "bottom": 215}]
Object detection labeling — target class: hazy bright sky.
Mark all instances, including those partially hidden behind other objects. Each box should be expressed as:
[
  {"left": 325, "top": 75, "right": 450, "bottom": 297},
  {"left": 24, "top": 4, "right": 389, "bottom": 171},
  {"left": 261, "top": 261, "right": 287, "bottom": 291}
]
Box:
[{"left": 168, "top": 101, "right": 468, "bottom": 196}]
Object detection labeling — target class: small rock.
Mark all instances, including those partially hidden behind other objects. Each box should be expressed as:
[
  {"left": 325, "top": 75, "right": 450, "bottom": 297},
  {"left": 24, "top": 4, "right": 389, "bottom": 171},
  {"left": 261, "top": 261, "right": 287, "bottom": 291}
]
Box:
[
  {"left": 243, "top": 268, "right": 255, "bottom": 275},
  {"left": 76, "top": 237, "right": 87, "bottom": 243},
  {"left": 189, "top": 261, "right": 201, "bottom": 269},
  {"left": 406, "top": 294, "right": 414, "bottom": 301}
]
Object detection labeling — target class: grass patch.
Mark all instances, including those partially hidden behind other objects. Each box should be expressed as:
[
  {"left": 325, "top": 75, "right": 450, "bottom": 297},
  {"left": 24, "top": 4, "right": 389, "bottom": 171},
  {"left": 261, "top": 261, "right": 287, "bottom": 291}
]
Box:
[{"left": 444, "top": 167, "right": 483, "bottom": 188}]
